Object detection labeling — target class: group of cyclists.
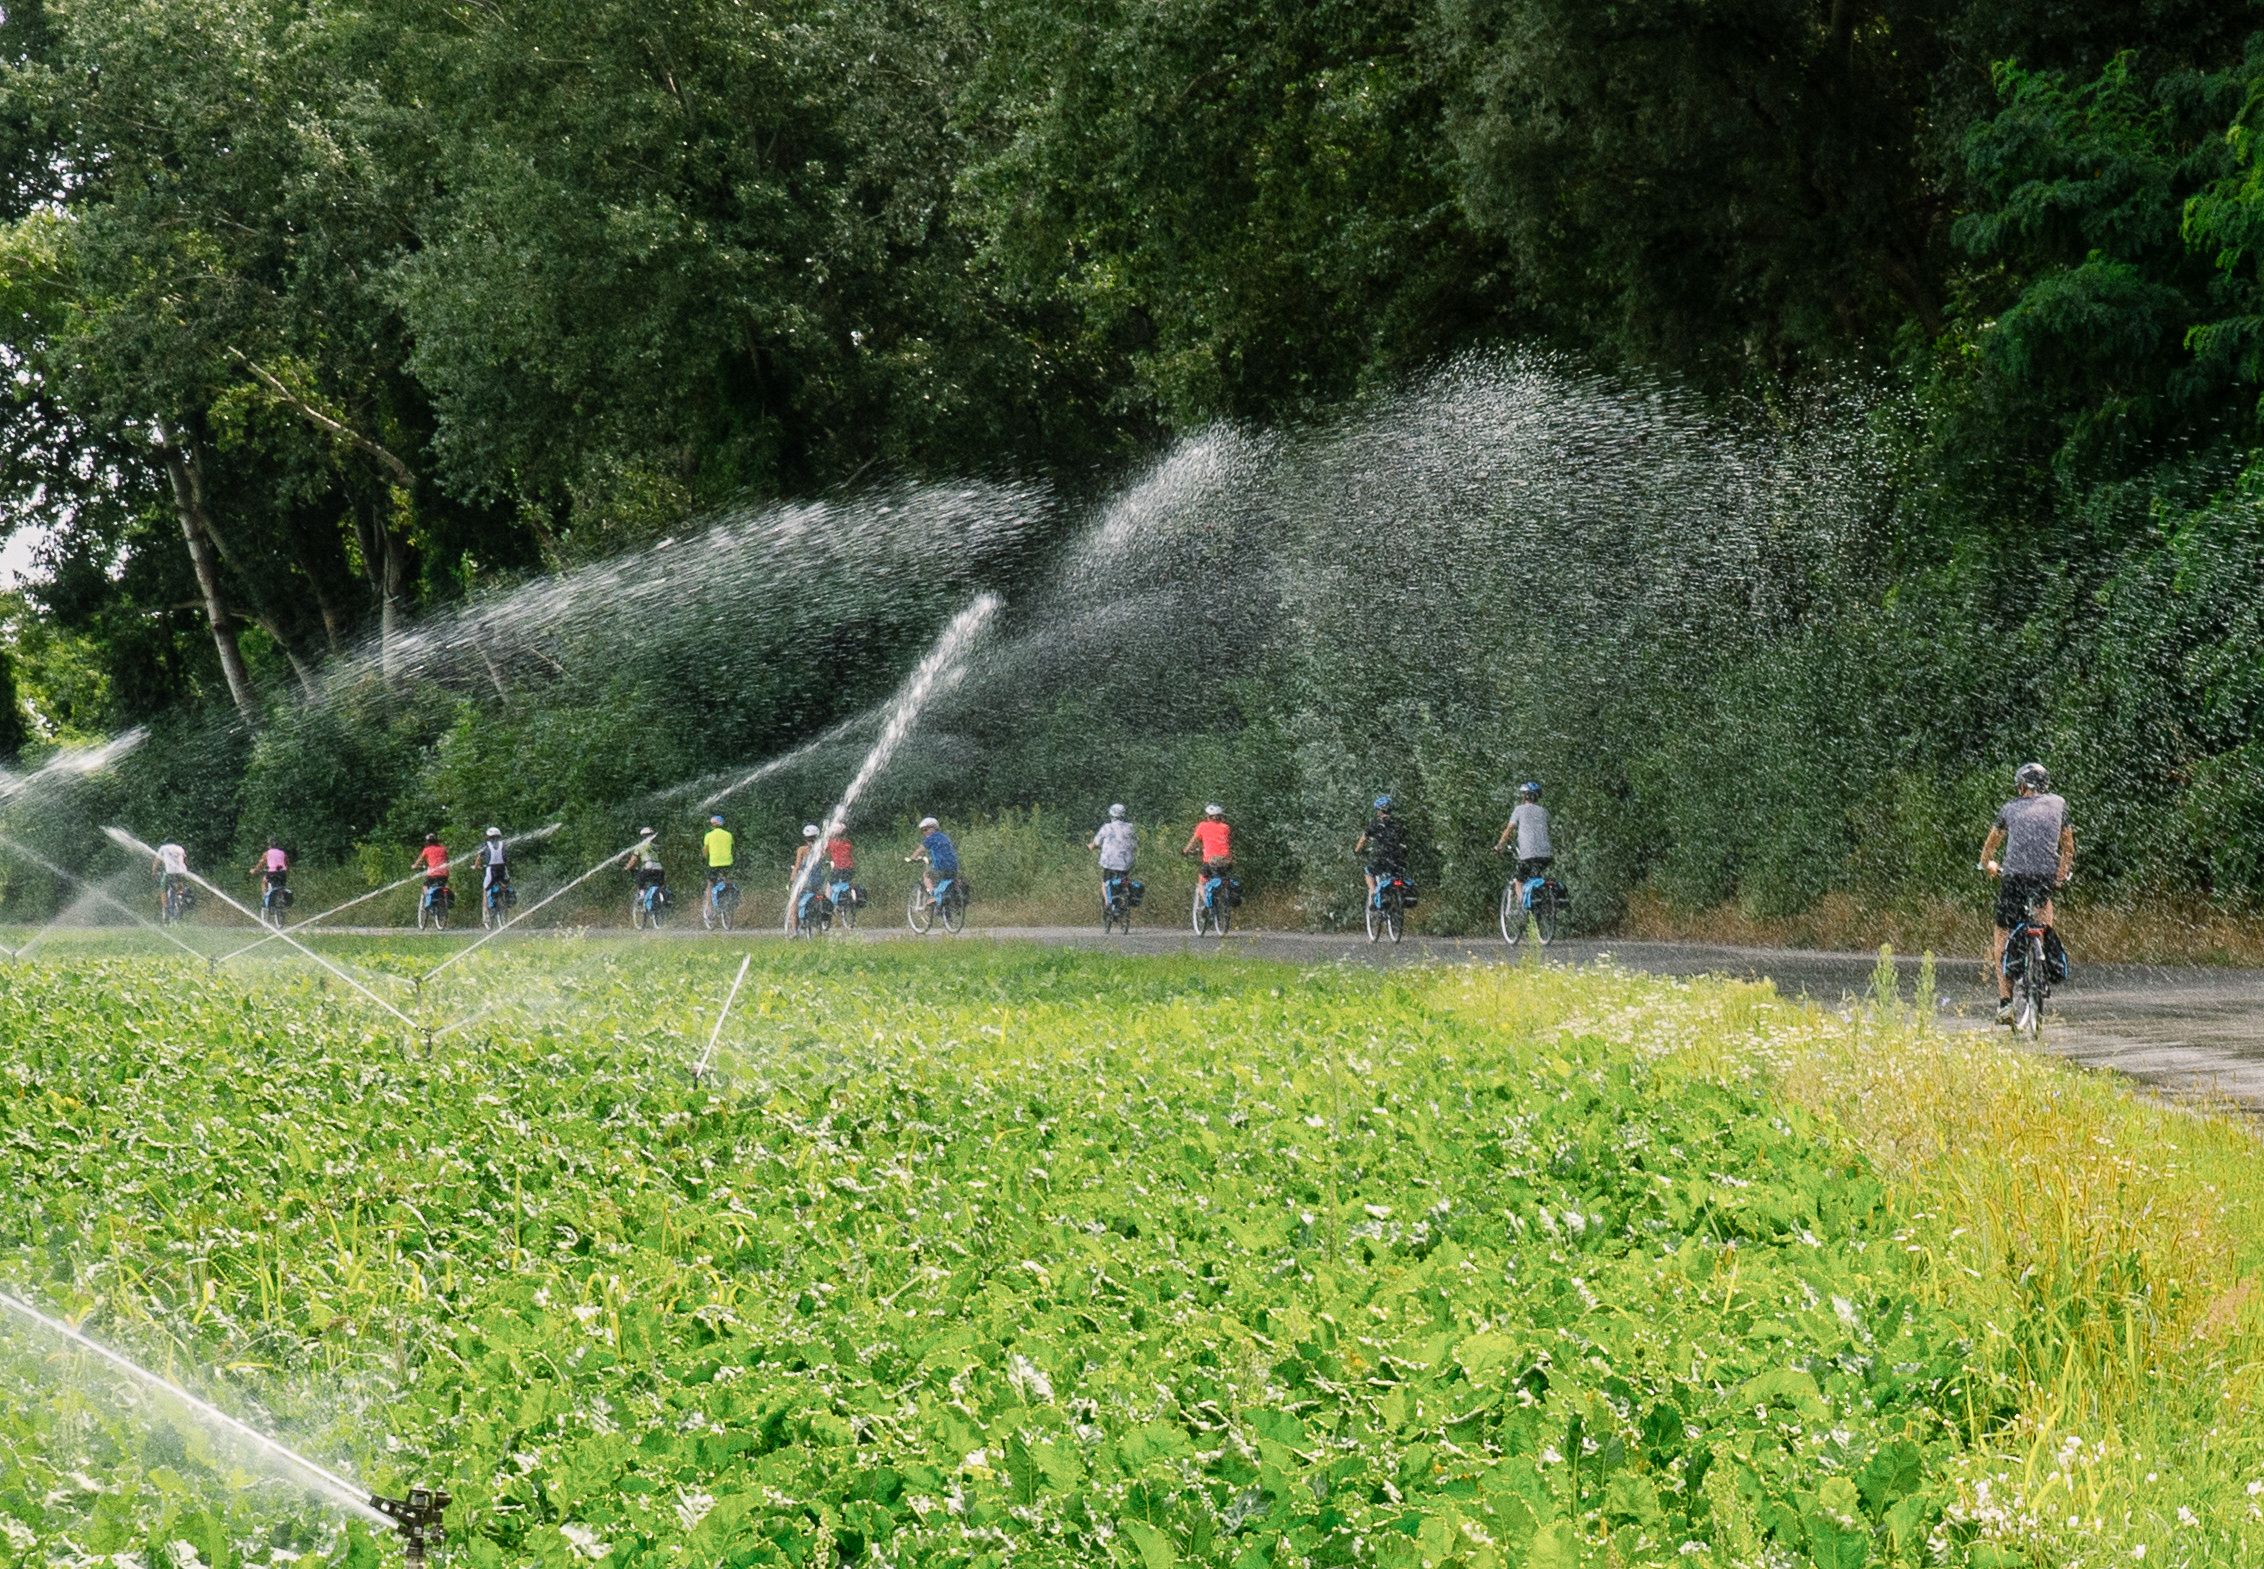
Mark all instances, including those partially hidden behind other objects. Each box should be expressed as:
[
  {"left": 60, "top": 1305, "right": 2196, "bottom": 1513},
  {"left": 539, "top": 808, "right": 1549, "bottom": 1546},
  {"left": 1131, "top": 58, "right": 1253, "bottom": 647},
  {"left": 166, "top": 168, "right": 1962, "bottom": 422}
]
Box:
[{"left": 145, "top": 761, "right": 2071, "bottom": 1025}]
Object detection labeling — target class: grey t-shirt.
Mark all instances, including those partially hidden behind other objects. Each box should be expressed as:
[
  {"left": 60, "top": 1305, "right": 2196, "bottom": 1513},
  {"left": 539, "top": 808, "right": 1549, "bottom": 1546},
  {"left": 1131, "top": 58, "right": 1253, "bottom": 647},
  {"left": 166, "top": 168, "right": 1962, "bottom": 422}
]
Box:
[
  {"left": 1510, "top": 802, "right": 1552, "bottom": 859},
  {"left": 1994, "top": 792, "right": 2068, "bottom": 878},
  {"left": 1093, "top": 820, "right": 1137, "bottom": 872}
]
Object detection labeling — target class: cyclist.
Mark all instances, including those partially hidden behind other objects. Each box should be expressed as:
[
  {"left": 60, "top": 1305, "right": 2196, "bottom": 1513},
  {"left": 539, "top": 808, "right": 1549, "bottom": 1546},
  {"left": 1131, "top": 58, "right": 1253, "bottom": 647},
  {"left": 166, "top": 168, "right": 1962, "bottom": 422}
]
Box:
[
  {"left": 248, "top": 840, "right": 289, "bottom": 908},
  {"left": 702, "top": 813, "right": 735, "bottom": 895},
  {"left": 1089, "top": 804, "right": 1137, "bottom": 904},
  {"left": 151, "top": 839, "right": 188, "bottom": 917},
  {"left": 474, "top": 826, "right": 510, "bottom": 908},
  {"left": 823, "top": 818, "right": 855, "bottom": 884},
  {"left": 789, "top": 823, "right": 824, "bottom": 917},
  {"left": 1491, "top": 781, "right": 1553, "bottom": 895},
  {"left": 412, "top": 832, "right": 451, "bottom": 915},
  {"left": 620, "top": 827, "right": 664, "bottom": 903},
  {"left": 907, "top": 815, "right": 958, "bottom": 893},
  {"left": 1980, "top": 761, "right": 2074, "bottom": 1025},
  {"left": 1181, "top": 803, "right": 1232, "bottom": 879},
  {"left": 1354, "top": 795, "right": 1408, "bottom": 902}
]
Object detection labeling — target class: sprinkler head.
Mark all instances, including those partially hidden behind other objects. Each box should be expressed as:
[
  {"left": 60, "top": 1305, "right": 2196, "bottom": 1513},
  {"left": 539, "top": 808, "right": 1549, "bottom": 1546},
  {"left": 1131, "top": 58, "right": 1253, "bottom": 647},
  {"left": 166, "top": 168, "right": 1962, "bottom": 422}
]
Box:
[{"left": 371, "top": 1488, "right": 451, "bottom": 1566}]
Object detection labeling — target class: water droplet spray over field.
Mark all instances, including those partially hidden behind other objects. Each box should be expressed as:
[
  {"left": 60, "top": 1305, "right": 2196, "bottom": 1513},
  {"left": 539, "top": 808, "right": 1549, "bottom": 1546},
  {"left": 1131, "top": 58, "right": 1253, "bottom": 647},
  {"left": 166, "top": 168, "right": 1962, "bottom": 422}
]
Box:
[{"left": 0, "top": 1290, "right": 390, "bottom": 1529}]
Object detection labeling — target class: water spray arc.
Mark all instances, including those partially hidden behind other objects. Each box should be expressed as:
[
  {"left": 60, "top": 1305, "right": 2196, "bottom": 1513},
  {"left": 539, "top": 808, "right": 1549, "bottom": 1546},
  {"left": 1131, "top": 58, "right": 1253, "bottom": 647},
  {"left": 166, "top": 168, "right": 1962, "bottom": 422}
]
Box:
[
  {"left": 102, "top": 828, "right": 419, "bottom": 1031},
  {"left": 213, "top": 822, "right": 563, "bottom": 964},
  {"left": 0, "top": 831, "right": 211, "bottom": 964},
  {"left": 780, "top": 594, "right": 1002, "bottom": 928},
  {"left": 416, "top": 833, "right": 653, "bottom": 983},
  {"left": 692, "top": 953, "right": 753, "bottom": 1082},
  {"left": 0, "top": 1289, "right": 393, "bottom": 1528}
]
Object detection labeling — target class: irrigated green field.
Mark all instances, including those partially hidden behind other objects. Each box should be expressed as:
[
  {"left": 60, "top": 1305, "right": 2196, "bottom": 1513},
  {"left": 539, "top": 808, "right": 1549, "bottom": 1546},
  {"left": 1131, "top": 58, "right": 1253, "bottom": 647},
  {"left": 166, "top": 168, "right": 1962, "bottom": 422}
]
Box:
[{"left": 0, "top": 942, "right": 2259, "bottom": 1567}]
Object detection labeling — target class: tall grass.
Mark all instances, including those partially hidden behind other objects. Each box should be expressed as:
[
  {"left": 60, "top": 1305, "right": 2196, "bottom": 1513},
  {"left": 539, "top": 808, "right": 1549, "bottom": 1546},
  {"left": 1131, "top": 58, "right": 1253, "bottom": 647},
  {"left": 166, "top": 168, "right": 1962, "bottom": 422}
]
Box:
[{"left": 1450, "top": 959, "right": 2264, "bottom": 1561}]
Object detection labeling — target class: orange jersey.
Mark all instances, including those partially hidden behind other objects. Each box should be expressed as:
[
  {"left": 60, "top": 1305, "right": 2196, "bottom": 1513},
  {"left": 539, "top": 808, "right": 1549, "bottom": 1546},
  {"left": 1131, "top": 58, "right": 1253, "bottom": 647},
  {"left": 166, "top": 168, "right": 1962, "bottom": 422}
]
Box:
[
  {"left": 1192, "top": 820, "right": 1232, "bottom": 861},
  {"left": 417, "top": 844, "right": 449, "bottom": 875}
]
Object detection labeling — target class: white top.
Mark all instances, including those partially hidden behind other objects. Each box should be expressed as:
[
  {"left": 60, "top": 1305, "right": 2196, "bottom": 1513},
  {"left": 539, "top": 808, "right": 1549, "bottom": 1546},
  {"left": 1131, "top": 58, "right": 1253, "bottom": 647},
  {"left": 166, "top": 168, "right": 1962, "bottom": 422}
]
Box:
[
  {"left": 155, "top": 843, "right": 187, "bottom": 875},
  {"left": 1093, "top": 820, "right": 1137, "bottom": 871}
]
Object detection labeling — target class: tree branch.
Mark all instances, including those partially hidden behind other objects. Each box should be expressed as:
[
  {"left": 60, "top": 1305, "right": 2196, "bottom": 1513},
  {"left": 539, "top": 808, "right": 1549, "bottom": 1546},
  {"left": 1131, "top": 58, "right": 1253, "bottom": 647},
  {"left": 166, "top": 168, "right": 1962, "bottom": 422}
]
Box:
[{"left": 228, "top": 349, "right": 417, "bottom": 490}]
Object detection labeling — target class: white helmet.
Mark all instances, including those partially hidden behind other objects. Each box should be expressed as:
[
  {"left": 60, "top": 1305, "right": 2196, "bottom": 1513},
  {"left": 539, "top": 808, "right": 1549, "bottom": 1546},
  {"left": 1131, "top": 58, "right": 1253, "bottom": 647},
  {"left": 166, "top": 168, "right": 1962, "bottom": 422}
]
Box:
[
  {"left": 1108, "top": 803, "right": 1126, "bottom": 820},
  {"left": 918, "top": 816, "right": 940, "bottom": 830},
  {"left": 637, "top": 826, "right": 654, "bottom": 838},
  {"left": 1204, "top": 803, "right": 1224, "bottom": 818},
  {"left": 802, "top": 823, "right": 820, "bottom": 838},
  {"left": 484, "top": 826, "right": 502, "bottom": 839}
]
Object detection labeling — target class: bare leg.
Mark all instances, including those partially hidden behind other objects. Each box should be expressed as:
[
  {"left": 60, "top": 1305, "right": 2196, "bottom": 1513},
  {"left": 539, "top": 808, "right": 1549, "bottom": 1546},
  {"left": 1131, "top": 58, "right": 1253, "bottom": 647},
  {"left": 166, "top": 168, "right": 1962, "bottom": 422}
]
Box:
[{"left": 1991, "top": 926, "right": 2011, "bottom": 1001}]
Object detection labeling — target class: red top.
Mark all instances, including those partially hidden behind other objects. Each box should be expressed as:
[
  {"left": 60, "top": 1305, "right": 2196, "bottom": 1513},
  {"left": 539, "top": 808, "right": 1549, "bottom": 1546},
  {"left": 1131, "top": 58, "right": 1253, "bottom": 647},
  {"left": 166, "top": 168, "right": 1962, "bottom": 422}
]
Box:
[
  {"left": 417, "top": 844, "right": 449, "bottom": 874},
  {"left": 1192, "top": 820, "right": 1232, "bottom": 862},
  {"left": 825, "top": 836, "right": 854, "bottom": 870}
]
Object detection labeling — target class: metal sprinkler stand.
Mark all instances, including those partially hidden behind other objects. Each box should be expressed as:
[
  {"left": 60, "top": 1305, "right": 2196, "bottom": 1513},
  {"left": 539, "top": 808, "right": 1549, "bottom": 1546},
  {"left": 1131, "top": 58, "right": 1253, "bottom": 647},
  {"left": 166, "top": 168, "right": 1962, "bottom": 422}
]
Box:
[{"left": 371, "top": 1488, "right": 451, "bottom": 1566}]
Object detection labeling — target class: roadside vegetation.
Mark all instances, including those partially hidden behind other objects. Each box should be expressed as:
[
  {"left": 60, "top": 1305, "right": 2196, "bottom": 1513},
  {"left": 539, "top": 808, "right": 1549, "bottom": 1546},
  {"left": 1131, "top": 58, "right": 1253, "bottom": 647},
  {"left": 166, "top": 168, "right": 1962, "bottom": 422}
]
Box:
[{"left": 1, "top": 941, "right": 2258, "bottom": 1565}]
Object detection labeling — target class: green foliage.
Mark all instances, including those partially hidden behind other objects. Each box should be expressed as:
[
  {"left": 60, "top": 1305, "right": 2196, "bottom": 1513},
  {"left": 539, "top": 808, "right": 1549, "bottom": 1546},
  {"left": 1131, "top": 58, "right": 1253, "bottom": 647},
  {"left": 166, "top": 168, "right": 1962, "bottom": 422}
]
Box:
[{"left": 0, "top": 946, "right": 1999, "bottom": 1566}]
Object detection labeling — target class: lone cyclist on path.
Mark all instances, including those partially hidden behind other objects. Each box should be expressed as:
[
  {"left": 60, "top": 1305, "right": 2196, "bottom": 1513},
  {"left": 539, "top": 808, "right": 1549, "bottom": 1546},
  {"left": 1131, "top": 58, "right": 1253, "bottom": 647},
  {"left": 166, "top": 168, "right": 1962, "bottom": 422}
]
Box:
[
  {"left": 1980, "top": 762, "right": 2074, "bottom": 1025},
  {"left": 1354, "top": 796, "right": 1408, "bottom": 902},
  {"left": 1492, "top": 782, "right": 1553, "bottom": 888},
  {"left": 1089, "top": 804, "right": 1137, "bottom": 902}
]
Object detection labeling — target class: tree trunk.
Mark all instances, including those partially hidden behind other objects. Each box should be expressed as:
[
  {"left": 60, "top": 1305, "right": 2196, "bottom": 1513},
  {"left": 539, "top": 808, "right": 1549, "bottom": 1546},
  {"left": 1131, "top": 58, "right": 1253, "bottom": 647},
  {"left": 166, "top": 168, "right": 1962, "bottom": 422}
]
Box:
[{"left": 154, "top": 424, "right": 259, "bottom": 726}]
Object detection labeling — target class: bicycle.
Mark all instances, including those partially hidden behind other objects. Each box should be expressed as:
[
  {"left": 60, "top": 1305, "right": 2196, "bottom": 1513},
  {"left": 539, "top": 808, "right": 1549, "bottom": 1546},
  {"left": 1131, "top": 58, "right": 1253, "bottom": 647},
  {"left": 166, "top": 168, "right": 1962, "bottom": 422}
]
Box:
[
  {"left": 159, "top": 877, "right": 193, "bottom": 926},
  {"left": 481, "top": 877, "right": 512, "bottom": 931},
  {"left": 1366, "top": 871, "right": 1411, "bottom": 944},
  {"left": 1995, "top": 877, "right": 2066, "bottom": 1040},
  {"left": 257, "top": 876, "right": 291, "bottom": 929},
  {"left": 1101, "top": 870, "right": 1140, "bottom": 934},
  {"left": 1190, "top": 865, "right": 1233, "bottom": 938},
  {"left": 416, "top": 879, "right": 451, "bottom": 931},
  {"left": 828, "top": 874, "right": 859, "bottom": 932},
  {"left": 703, "top": 875, "right": 739, "bottom": 932},
  {"left": 630, "top": 880, "right": 667, "bottom": 930},
  {"left": 792, "top": 882, "right": 832, "bottom": 938},
  {"left": 907, "top": 875, "right": 966, "bottom": 935},
  {"left": 1498, "top": 872, "right": 1565, "bottom": 946}
]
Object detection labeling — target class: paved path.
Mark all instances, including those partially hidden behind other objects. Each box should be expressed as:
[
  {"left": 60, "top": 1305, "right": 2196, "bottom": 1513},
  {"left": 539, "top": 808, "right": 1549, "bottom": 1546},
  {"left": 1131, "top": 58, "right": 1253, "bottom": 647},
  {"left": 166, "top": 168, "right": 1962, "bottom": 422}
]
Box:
[{"left": 866, "top": 925, "right": 2264, "bottom": 1112}]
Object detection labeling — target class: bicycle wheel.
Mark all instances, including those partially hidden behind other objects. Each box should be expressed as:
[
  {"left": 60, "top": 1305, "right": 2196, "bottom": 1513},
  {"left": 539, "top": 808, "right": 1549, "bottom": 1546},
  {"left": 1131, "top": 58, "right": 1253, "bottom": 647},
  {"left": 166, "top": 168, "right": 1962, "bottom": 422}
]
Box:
[
  {"left": 837, "top": 893, "right": 856, "bottom": 932},
  {"left": 1385, "top": 890, "right": 1404, "bottom": 944},
  {"left": 2016, "top": 933, "right": 2047, "bottom": 1038},
  {"left": 1190, "top": 882, "right": 1208, "bottom": 936},
  {"left": 942, "top": 888, "right": 966, "bottom": 934},
  {"left": 908, "top": 884, "right": 934, "bottom": 934},
  {"left": 1499, "top": 884, "right": 1523, "bottom": 945},
  {"left": 630, "top": 895, "right": 646, "bottom": 931},
  {"left": 1532, "top": 886, "right": 1560, "bottom": 947},
  {"left": 1365, "top": 888, "right": 1383, "bottom": 943}
]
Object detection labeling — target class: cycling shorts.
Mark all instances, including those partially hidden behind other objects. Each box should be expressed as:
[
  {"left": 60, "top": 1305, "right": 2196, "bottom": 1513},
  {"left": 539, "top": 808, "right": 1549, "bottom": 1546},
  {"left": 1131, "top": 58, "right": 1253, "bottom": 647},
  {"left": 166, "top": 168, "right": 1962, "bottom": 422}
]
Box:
[
  {"left": 263, "top": 869, "right": 288, "bottom": 889},
  {"left": 1995, "top": 873, "right": 2056, "bottom": 932},
  {"left": 1517, "top": 857, "right": 1553, "bottom": 882},
  {"left": 635, "top": 868, "right": 666, "bottom": 890}
]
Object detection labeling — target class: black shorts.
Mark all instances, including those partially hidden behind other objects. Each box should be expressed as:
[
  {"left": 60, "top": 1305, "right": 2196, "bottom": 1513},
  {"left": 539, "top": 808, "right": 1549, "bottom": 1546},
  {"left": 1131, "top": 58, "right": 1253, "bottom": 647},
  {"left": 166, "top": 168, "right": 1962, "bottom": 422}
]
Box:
[
  {"left": 1366, "top": 863, "right": 1407, "bottom": 882},
  {"left": 1995, "top": 873, "right": 2056, "bottom": 931},
  {"left": 1516, "top": 856, "right": 1553, "bottom": 882},
  {"left": 635, "top": 868, "right": 665, "bottom": 890}
]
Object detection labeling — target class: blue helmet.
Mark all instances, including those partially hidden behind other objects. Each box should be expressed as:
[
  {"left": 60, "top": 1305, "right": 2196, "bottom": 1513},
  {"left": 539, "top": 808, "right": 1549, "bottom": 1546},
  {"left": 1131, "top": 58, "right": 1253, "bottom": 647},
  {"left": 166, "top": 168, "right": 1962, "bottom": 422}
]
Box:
[
  {"left": 1373, "top": 794, "right": 1393, "bottom": 810},
  {"left": 1520, "top": 781, "right": 1541, "bottom": 800}
]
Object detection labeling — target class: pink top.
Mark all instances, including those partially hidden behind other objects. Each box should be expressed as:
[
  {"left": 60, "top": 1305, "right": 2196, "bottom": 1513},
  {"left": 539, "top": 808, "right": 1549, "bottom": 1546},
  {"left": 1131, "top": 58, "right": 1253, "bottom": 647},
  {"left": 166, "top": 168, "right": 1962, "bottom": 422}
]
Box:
[{"left": 263, "top": 848, "right": 288, "bottom": 871}]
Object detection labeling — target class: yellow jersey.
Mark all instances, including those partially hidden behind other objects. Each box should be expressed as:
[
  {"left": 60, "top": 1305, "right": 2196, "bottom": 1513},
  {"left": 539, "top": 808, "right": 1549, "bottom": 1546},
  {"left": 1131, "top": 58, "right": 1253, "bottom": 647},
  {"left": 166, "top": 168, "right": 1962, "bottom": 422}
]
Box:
[{"left": 703, "top": 827, "right": 735, "bottom": 868}]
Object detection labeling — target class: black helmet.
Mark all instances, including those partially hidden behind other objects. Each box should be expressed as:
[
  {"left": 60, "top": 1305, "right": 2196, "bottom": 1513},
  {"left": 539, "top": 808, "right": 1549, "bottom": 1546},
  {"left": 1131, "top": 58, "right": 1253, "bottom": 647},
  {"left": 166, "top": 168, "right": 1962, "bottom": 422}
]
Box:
[
  {"left": 424, "top": 833, "right": 439, "bottom": 845},
  {"left": 2014, "top": 762, "right": 2050, "bottom": 792}
]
